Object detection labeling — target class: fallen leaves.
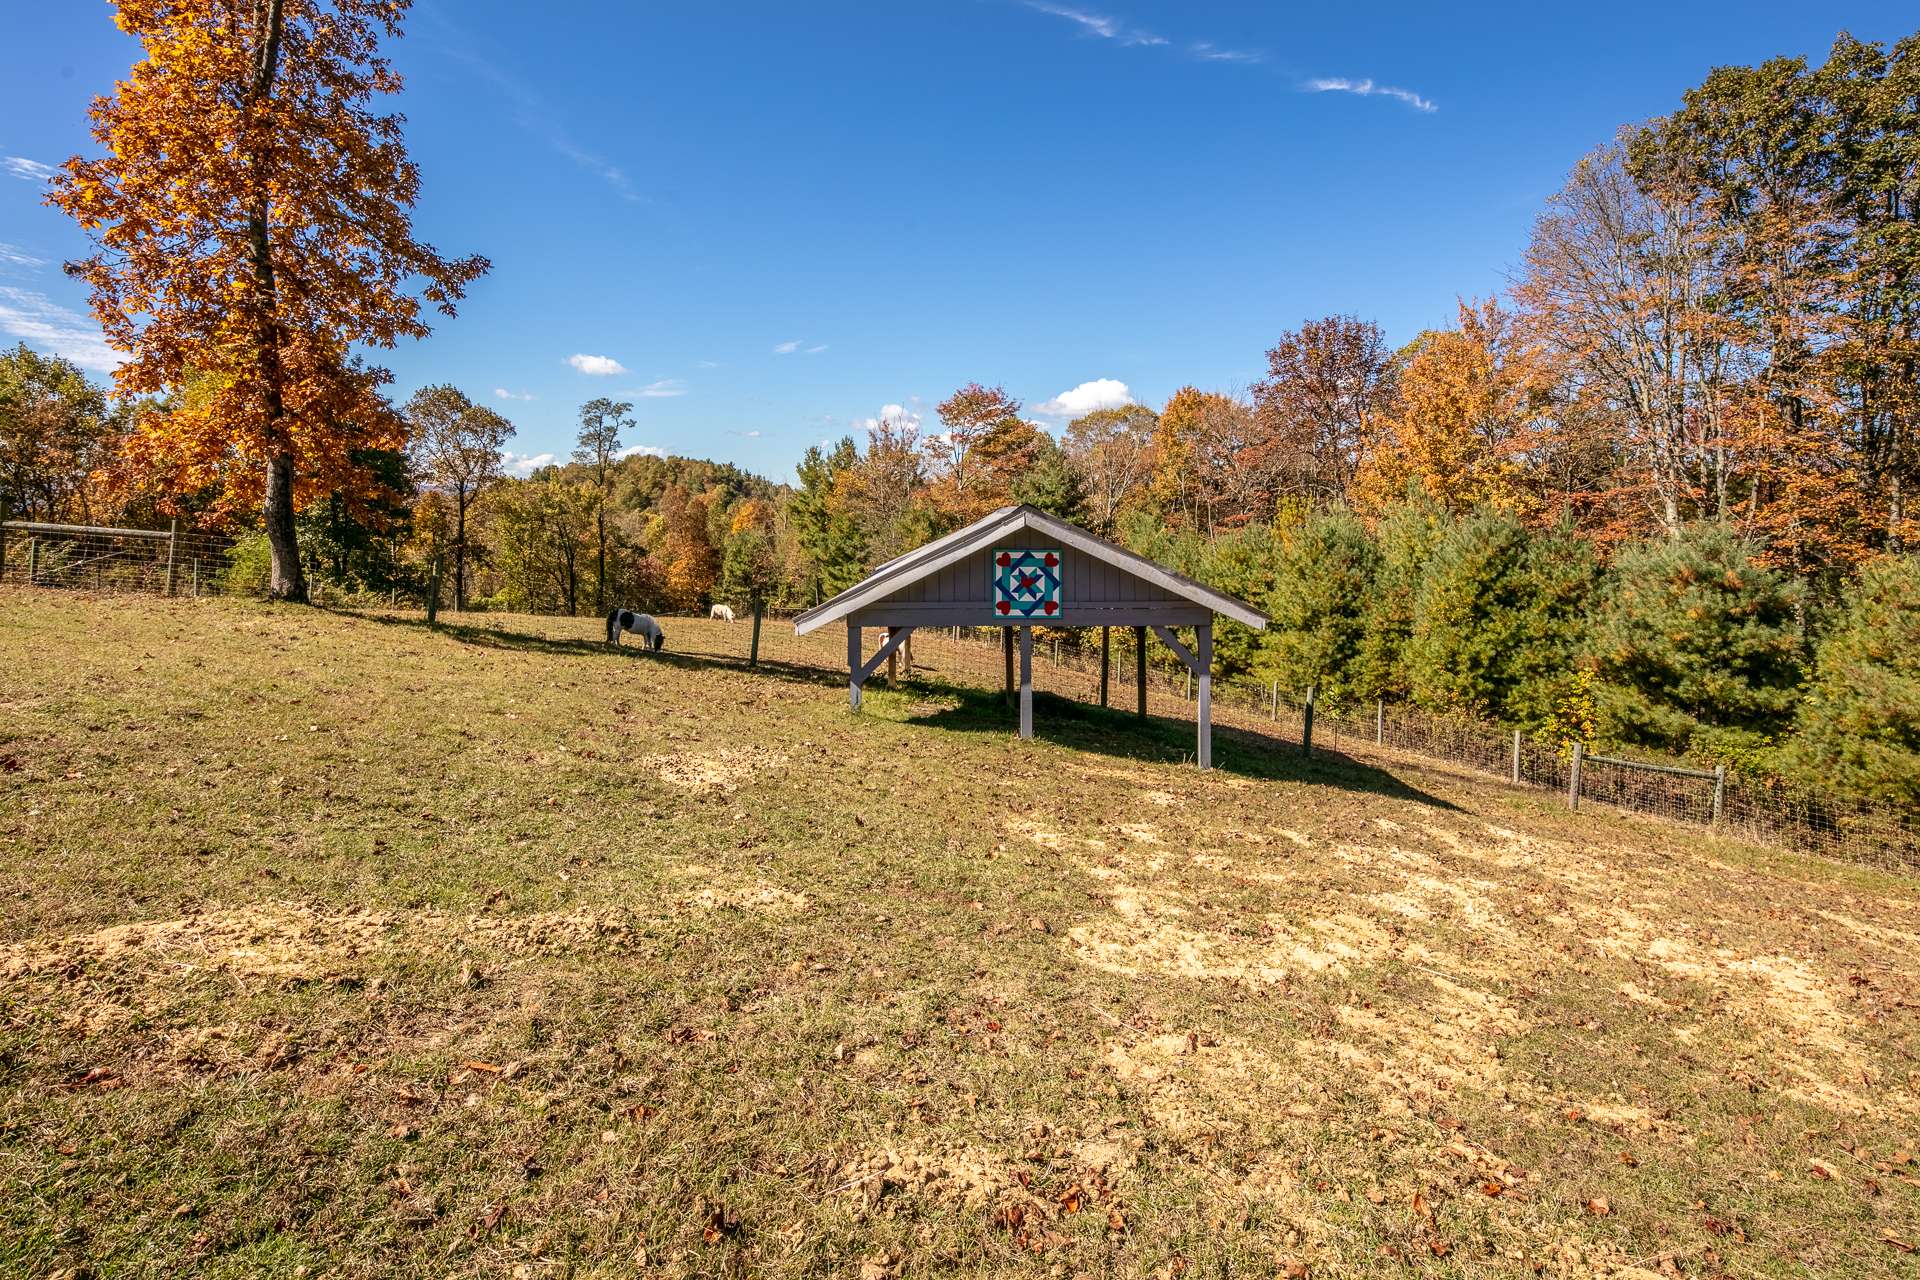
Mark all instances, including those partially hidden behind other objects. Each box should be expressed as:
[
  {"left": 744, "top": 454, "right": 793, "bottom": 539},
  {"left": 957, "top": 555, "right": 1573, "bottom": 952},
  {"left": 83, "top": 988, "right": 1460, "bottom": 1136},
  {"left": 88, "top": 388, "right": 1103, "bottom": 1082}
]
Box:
[{"left": 1585, "top": 1196, "right": 1612, "bottom": 1216}]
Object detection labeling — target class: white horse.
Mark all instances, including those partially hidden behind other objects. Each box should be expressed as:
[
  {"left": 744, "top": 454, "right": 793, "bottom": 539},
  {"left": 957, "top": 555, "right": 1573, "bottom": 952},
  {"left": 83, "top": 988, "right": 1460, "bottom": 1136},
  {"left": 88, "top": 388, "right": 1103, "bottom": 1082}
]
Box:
[
  {"left": 709, "top": 603, "right": 736, "bottom": 624},
  {"left": 606, "top": 608, "right": 667, "bottom": 651}
]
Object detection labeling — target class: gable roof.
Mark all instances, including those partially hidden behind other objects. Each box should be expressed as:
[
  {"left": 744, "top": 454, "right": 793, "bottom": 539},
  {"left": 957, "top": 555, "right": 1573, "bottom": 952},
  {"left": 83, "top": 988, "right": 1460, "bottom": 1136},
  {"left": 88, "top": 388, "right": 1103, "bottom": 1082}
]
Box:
[{"left": 792, "top": 504, "right": 1269, "bottom": 634}]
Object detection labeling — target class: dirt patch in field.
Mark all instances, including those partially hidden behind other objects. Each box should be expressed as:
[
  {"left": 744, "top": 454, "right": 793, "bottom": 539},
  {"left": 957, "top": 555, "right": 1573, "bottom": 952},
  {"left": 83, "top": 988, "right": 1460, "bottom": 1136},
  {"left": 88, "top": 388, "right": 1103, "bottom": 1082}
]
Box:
[
  {"left": 670, "top": 864, "right": 811, "bottom": 913},
  {"left": 0, "top": 884, "right": 808, "bottom": 985},
  {"left": 640, "top": 744, "right": 789, "bottom": 792}
]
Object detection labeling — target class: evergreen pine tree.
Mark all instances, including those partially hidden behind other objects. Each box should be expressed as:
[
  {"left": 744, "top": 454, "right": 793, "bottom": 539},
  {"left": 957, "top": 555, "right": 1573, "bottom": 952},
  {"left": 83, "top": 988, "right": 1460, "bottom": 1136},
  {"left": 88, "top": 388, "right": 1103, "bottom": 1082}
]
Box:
[
  {"left": 1354, "top": 496, "right": 1451, "bottom": 700},
  {"left": 1265, "top": 509, "right": 1378, "bottom": 704},
  {"left": 1590, "top": 524, "right": 1804, "bottom": 753},
  {"left": 1782, "top": 555, "right": 1919, "bottom": 805}
]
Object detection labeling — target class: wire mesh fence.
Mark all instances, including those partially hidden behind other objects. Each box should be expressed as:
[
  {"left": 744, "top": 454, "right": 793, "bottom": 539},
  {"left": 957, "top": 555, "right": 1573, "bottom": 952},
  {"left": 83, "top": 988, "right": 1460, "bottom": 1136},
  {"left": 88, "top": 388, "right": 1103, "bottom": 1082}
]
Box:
[{"left": 0, "top": 520, "right": 243, "bottom": 598}]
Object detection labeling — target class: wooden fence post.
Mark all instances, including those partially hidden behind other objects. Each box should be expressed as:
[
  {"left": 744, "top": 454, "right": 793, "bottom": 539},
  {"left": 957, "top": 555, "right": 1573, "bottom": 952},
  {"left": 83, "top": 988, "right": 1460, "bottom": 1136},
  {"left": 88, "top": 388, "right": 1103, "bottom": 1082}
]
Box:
[
  {"left": 192, "top": 558, "right": 200, "bottom": 597},
  {"left": 1302, "top": 685, "right": 1316, "bottom": 757},
  {"left": 749, "top": 598, "right": 764, "bottom": 668},
  {"left": 1376, "top": 699, "right": 1385, "bottom": 745},
  {"left": 1567, "top": 742, "right": 1584, "bottom": 810},
  {"left": 1511, "top": 729, "right": 1522, "bottom": 785},
  {"left": 28, "top": 537, "right": 39, "bottom": 585},
  {"left": 1269, "top": 680, "right": 1278, "bottom": 721},
  {"left": 0, "top": 502, "right": 10, "bottom": 583},
  {"left": 1712, "top": 764, "right": 1726, "bottom": 828},
  {"left": 163, "top": 519, "right": 178, "bottom": 597},
  {"left": 425, "top": 555, "right": 442, "bottom": 625},
  {"left": 1099, "top": 625, "right": 1110, "bottom": 707}
]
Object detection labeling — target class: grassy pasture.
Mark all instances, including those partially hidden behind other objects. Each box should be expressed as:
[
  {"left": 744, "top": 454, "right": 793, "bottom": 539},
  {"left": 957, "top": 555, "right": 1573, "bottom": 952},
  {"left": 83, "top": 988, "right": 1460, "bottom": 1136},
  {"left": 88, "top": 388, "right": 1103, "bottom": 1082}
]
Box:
[{"left": 1, "top": 589, "right": 1917, "bottom": 1278}]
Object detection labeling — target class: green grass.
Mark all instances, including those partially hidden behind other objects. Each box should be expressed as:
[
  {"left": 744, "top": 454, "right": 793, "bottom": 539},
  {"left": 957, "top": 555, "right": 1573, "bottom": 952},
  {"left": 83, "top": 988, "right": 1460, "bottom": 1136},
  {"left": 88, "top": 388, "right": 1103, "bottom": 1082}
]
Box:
[{"left": 2, "top": 589, "right": 1917, "bottom": 1278}]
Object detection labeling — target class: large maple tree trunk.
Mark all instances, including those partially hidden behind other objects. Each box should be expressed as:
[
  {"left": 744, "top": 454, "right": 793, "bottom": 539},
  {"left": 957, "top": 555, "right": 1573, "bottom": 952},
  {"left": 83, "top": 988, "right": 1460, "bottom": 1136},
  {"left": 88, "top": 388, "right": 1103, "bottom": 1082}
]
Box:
[{"left": 249, "top": 0, "right": 306, "bottom": 603}]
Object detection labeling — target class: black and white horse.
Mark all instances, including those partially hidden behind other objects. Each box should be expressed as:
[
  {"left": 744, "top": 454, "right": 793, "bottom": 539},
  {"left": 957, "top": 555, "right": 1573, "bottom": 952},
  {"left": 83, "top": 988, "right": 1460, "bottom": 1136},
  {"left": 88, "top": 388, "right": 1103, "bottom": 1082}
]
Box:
[{"left": 606, "top": 608, "right": 667, "bottom": 651}]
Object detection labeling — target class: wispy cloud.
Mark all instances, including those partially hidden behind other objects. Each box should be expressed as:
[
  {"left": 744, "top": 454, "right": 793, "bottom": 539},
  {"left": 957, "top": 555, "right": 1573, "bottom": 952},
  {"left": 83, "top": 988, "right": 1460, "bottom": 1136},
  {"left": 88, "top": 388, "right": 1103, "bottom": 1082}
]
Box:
[
  {"left": 728, "top": 429, "right": 764, "bottom": 439},
  {"left": 0, "top": 287, "right": 121, "bottom": 373},
  {"left": 805, "top": 343, "right": 828, "bottom": 355},
  {"left": 0, "top": 241, "right": 47, "bottom": 270},
  {"left": 1024, "top": 2, "right": 1165, "bottom": 46},
  {"left": 1189, "top": 41, "right": 1263, "bottom": 64},
  {"left": 493, "top": 387, "right": 536, "bottom": 401},
  {"left": 438, "top": 46, "right": 645, "bottom": 202},
  {"left": 772, "top": 340, "right": 800, "bottom": 355},
  {"left": 568, "top": 353, "right": 627, "bottom": 376},
  {"left": 500, "top": 450, "right": 558, "bottom": 477},
  {"left": 859, "top": 403, "right": 922, "bottom": 433},
  {"left": 696, "top": 359, "right": 721, "bottom": 369},
  {"left": 3, "top": 156, "right": 54, "bottom": 183},
  {"left": 1303, "top": 77, "right": 1437, "bottom": 113},
  {"left": 1036, "top": 378, "right": 1133, "bottom": 418},
  {"left": 616, "top": 443, "right": 667, "bottom": 460},
  {"left": 633, "top": 378, "right": 685, "bottom": 398}
]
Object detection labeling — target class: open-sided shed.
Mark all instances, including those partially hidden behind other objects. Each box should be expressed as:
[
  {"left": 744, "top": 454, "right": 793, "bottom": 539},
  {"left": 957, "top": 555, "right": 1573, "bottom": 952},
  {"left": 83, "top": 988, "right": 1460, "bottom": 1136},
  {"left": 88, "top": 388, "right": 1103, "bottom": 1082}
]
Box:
[{"left": 792, "top": 504, "right": 1268, "bottom": 768}]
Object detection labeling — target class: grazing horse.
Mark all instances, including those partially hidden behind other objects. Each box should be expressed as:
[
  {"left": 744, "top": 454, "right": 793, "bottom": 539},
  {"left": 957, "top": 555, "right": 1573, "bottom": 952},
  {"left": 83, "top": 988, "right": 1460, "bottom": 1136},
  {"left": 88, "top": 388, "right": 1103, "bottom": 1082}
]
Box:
[
  {"left": 709, "top": 603, "right": 736, "bottom": 624},
  {"left": 606, "top": 608, "right": 667, "bottom": 652}
]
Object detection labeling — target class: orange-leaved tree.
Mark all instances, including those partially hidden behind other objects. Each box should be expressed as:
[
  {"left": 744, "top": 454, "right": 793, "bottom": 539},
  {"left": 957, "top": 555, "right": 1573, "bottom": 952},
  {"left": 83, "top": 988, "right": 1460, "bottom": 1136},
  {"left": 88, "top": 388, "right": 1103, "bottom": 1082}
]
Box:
[{"left": 48, "top": 0, "right": 488, "bottom": 601}]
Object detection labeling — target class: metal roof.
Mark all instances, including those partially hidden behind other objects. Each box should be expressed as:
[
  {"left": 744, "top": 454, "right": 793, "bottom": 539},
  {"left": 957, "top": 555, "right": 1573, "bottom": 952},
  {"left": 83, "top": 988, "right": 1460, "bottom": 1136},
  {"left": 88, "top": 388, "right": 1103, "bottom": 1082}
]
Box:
[{"left": 791, "top": 504, "right": 1270, "bottom": 634}]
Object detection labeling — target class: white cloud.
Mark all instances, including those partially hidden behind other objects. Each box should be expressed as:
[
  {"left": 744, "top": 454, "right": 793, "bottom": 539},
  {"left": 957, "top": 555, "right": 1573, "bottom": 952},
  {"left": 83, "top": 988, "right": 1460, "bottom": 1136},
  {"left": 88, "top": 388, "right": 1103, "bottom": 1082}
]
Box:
[
  {"left": 616, "top": 443, "right": 667, "bottom": 460},
  {"left": 500, "top": 450, "right": 558, "bottom": 477},
  {"left": 1190, "top": 41, "right": 1263, "bottom": 63},
  {"left": 772, "top": 340, "right": 801, "bottom": 354},
  {"left": 634, "top": 378, "right": 685, "bottom": 398},
  {"left": 0, "top": 287, "right": 122, "bottom": 373},
  {"left": 1303, "top": 77, "right": 1437, "bottom": 113},
  {"left": 805, "top": 343, "right": 828, "bottom": 354},
  {"left": 3, "top": 156, "right": 54, "bottom": 182},
  {"left": 696, "top": 359, "right": 721, "bottom": 369},
  {"left": 859, "top": 402, "right": 922, "bottom": 433},
  {"left": 1036, "top": 378, "right": 1133, "bottom": 418},
  {"left": 493, "top": 387, "right": 536, "bottom": 401},
  {"left": 1024, "top": 3, "right": 1164, "bottom": 46},
  {"left": 0, "top": 241, "right": 46, "bottom": 270},
  {"left": 568, "top": 353, "right": 627, "bottom": 376}
]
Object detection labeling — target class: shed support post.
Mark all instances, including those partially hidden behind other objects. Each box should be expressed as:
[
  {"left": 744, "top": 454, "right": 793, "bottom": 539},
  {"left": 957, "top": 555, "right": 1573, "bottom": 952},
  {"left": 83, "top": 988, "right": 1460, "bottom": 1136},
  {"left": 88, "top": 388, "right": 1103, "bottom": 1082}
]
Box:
[
  {"left": 848, "top": 623, "right": 863, "bottom": 712},
  {"left": 1018, "top": 625, "right": 1033, "bottom": 740},
  {"left": 1099, "top": 625, "right": 1110, "bottom": 707},
  {"left": 1134, "top": 626, "right": 1146, "bottom": 718},
  {"left": 1003, "top": 627, "right": 1014, "bottom": 708},
  {"left": 1196, "top": 622, "right": 1213, "bottom": 770}
]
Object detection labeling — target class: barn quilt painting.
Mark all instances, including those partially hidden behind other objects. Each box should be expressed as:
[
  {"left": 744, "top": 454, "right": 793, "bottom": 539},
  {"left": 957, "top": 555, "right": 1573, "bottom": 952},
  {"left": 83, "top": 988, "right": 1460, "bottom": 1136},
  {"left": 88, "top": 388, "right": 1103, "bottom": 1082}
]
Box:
[{"left": 993, "top": 548, "right": 1062, "bottom": 618}]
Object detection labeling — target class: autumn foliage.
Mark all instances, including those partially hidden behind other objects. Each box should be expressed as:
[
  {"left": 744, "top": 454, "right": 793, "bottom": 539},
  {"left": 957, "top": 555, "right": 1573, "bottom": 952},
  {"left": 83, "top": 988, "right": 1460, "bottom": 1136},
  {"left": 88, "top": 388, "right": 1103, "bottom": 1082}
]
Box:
[{"left": 48, "top": 0, "right": 486, "bottom": 598}]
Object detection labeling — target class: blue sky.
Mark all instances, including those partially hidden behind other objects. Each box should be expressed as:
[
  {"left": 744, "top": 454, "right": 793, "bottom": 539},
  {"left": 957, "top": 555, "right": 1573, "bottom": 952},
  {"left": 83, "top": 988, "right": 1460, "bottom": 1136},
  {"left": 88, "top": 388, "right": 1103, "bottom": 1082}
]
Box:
[{"left": 3, "top": 1, "right": 1914, "bottom": 482}]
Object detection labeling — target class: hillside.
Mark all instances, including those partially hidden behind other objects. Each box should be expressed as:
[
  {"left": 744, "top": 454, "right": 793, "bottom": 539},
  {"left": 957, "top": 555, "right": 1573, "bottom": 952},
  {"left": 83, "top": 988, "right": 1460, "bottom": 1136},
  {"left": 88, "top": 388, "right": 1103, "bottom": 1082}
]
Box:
[{"left": 1, "top": 590, "right": 1917, "bottom": 1278}]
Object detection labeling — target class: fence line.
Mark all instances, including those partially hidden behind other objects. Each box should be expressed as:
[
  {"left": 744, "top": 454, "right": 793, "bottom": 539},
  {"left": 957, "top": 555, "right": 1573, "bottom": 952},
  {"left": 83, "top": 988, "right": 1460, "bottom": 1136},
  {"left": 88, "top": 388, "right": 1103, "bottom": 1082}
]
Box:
[{"left": 0, "top": 520, "right": 242, "bottom": 599}]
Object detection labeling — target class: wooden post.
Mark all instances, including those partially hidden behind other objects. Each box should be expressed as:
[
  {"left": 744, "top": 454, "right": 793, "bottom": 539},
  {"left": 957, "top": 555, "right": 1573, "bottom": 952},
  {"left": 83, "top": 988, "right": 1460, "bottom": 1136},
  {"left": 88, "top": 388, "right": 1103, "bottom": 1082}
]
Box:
[
  {"left": 848, "top": 623, "right": 863, "bottom": 712},
  {"left": 1376, "top": 699, "right": 1385, "bottom": 745},
  {"left": 1567, "top": 742, "right": 1584, "bottom": 810},
  {"left": 1196, "top": 622, "right": 1213, "bottom": 770},
  {"left": 1018, "top": 625, "right": 1034, "bottom": 740},
  {"left": 0, "top": 503, "right": 10, "bottom": 584},
  {"left": 1301, "top": 685, "right": 1316, "bottom": 757},
  {"left": 1099, "top": 625, "right": 1110, "bottom": 707},
  {"left": 749, "top": 599, "right": 764, "bottom": 668},
  {"left": 886, "top": 625, "right": 899, "bottom": 686},
  {"left": 1184, "top": 667, "right": 1191, "bottom": 700},
  {"left": 1003, "top": 626, "right": 1015, "bottom": 708},
  {"left": 1134, "top": 626, "right": 1147, "bottom": 719},
  {"left": 1712, "top": 764, "right": 1726, "bottom": 828},
  {"left": 1511, "top": 729, "right": 1522, "bottom": 785},
  {"left": 28, "top": 537, "right": 39, "bottom": 585},
  {"left": 1270, "top": 680, "right": 1278, "bottom": 721},
  {"left": 192, "top": 558, "right": 200, "bottom": 598},
  {"left": 425, "top": 555, "right": 442, "bottom": 625}
]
